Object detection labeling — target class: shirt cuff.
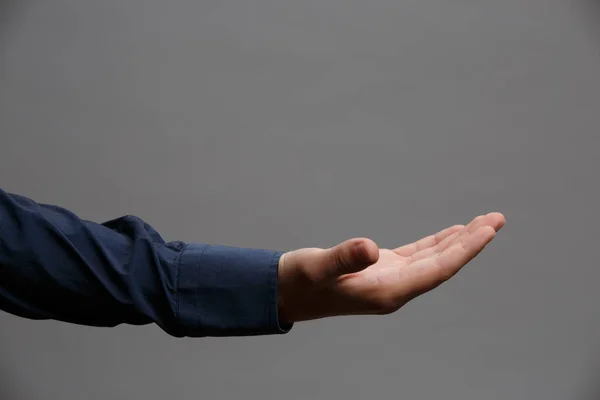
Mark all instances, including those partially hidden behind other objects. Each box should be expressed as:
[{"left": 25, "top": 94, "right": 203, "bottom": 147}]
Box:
[{"left": 175, "top": 243, "right": 293, "bottom": 337}]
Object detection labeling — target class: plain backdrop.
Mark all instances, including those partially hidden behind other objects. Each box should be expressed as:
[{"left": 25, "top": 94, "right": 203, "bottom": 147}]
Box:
[{"left": 1, "top": 1, "right": 599, "bottom": 399}]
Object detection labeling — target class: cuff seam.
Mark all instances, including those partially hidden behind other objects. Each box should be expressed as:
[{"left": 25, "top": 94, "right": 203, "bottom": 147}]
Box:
[
  {"left": 176, "top": 243, "right": 208, "bottom": 328},
  {"left": 271, "top": 250, "right": 293, "bottom": 333}
]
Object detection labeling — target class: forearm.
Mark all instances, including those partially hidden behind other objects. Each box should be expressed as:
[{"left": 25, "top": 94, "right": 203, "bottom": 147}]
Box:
[{"left": 0, "top": 189, "right": 291, "bottom": 337}]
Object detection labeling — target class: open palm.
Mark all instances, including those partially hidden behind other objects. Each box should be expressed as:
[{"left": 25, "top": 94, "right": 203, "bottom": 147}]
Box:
[
  {"left": 278, "top": 213, "right": 505, "bottom": 323},
  {"left": 338, "top": 212, "right": 505, "bottom": 310}
]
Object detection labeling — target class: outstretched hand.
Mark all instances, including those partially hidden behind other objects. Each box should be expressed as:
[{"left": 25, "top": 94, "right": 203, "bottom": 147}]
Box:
[{"left": 277, "top": 213, "right": 506, "bottom": 324}]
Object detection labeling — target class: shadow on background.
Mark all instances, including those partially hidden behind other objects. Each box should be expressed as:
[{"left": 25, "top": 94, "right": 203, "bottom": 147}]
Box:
[
  {"left": 0, "top": 0, "right": 24, "bottom": 43},
  {"left": 581, "top": 355, "right": 600, "bottom": 400},
  {"left": 0, "top": 0, "right": 23, "bottom": 20},
  {"left": 577, "top": 0, "right": 600, "bottom": 41},
  {"left": 0, "top": 366, "right": 21, "bottom": 400}
]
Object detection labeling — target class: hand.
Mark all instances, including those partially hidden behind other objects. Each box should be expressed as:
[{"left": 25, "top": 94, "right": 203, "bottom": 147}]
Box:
[{"left": 277, "top": 213, "right": 505, "bottom": 324}]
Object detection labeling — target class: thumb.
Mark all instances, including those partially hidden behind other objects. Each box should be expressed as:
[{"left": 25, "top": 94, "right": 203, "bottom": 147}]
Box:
[{"left": 320, "top": 238, "right": 379, "bottom": 281}]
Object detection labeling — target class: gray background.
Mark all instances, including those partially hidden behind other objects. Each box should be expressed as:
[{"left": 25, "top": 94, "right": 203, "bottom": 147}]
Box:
[{"left": 1, "top": 0, "right": 599, "bottom": 399}]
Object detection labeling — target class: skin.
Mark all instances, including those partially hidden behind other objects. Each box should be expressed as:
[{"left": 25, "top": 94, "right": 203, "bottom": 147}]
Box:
[{"left": 277, "top": 212, "right": 506, "bottom": 324}]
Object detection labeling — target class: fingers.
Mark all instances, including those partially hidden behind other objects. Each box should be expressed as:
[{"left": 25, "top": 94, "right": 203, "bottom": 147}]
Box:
[
  {"left": 434, "top": 225, "right": 497, "bottom": 280},
  {"left": 391, "top": 211, "right": 504, "bottom": 258},
  {"left": 407, "top": 212, "right": 506, "bottom": 263},
  {"left": 406, "top": 230, "right": 461, "bottom": 263},
  {"left": 393, "top": 224, "right": 464, "bottom": 257},
  {"left": 405, "top": 225, "right": 497, "bottom": 295},
  {"left": 320, "top": 238, "right": 380, "bottom": 281},
  {"left": 466, "top": 212, "right": 505, "bottom": 233}
]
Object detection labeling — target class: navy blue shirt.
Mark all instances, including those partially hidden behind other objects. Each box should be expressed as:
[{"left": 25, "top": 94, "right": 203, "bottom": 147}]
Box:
[{"left": 0, "top": 189, "right": 292, "bottom": 337}]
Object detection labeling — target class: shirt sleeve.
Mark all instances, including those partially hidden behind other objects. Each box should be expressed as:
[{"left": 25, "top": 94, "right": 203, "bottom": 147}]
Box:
[{"left": 0, "top": 189, "right": 293, "bottom": 337}]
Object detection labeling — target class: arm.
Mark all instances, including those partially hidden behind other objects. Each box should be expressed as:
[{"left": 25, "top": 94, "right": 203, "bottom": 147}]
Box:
[
  {"left": 0, "top": 189, "right": 506, "bottom": 336},
  {"left": 0, "top": 189, "right": 290, "bottom": 337}
]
